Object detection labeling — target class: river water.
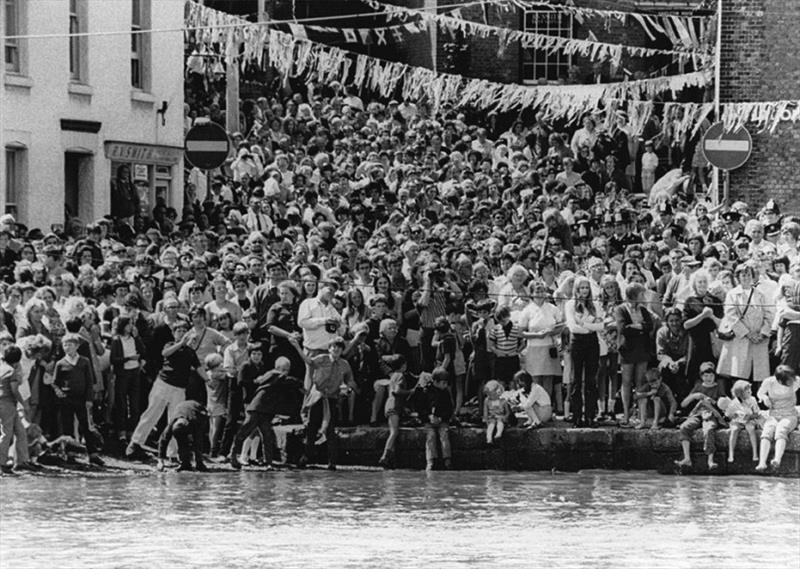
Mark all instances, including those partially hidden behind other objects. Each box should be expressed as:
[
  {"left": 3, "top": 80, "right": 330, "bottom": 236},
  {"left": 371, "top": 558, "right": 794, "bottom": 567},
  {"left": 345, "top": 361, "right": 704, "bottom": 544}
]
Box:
[{"left": 1, "top": 470, "right": 798, "bottom": 569}]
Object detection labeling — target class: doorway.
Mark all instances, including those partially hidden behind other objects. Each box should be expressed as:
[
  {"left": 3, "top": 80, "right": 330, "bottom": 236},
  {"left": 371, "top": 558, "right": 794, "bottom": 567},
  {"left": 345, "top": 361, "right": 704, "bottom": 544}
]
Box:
[{"left": 64, "top": 152, "right": 93, "bottom": 235}]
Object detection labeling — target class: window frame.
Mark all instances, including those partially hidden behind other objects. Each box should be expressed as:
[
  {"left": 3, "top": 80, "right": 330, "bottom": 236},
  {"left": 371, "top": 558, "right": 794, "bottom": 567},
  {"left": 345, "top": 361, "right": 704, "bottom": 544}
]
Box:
[
  {"left": 521, "top": 8, "right": 574, "bottom": 85},
  {"left": 4, "top": 147, "right": 22, "bottom": 216},
  {"left": 131, "top": 0, "right": 148, "bottom": 90},
  {"left": 4, "top": 0, "right": 20, "bottom": 73}
]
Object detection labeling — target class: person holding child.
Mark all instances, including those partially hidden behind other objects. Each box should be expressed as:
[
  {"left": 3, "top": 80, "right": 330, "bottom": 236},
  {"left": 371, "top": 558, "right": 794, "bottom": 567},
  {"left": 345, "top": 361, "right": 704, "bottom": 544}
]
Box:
[
  {"left": 675, "top": 361, "right": 727, "bottom": 470},
  {"left": 756, "top": 365, "right": 800, "bottom": 471},
  {"left": 229, "top": 355, "right": 304, "bottom": 470}
]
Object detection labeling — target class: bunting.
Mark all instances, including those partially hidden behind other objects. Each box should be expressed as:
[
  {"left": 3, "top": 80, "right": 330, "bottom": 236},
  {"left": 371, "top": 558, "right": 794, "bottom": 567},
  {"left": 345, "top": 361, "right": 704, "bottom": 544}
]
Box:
[
  {"left": 186, "top": 1, "right": 709, "bottom": 124},
  {"left": 185, "top": 2, "right": 800, "bottom": 136},
  {"left": 361, "top": 0, "right": 713, "bottom": 67}
]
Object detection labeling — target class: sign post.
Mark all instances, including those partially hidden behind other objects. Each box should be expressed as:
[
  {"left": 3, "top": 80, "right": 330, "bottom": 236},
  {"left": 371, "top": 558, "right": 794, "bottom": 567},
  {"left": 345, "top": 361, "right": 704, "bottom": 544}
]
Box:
[
  {"left": 184, "top": 122, "right": 231, "bottom": 171},
  {"left": 702, "top": 122, "right": 752, "bottom": 205}
]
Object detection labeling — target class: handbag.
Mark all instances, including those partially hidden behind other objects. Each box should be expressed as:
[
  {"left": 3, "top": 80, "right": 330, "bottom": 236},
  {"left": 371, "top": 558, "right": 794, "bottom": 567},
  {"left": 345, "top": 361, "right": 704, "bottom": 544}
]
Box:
[
  {"left": 548, "top": 336, "right": 559, "bottom": 359},
  {"left": 717, "top": 288, "right": 755, "bottom": 341}
]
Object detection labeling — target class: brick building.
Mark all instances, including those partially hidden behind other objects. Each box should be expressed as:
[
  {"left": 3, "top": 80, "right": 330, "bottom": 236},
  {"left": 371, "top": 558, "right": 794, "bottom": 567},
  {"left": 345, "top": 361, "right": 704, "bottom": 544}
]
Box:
[
  {"left": 720, "top": 0, "right": 800, "bottom": 212},
  {"left": 223, "top": 0, "right": 799, "bottom": 211}
]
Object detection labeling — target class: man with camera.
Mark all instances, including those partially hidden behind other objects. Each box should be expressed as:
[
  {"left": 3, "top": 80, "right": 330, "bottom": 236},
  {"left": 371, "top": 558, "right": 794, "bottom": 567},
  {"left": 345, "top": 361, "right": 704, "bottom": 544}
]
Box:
[
  {"left": 298, "top": 285, "right": 343, "bottom": 391},
  {"left": 418, "top": 264, "right": 462, "bottom": 371}
]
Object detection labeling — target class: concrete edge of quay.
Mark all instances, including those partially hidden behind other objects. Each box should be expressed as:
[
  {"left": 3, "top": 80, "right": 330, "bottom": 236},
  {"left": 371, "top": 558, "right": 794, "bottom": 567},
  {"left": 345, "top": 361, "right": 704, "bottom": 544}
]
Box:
[{"left": 317, "top": 425, "right": 800, "bottom": 477}]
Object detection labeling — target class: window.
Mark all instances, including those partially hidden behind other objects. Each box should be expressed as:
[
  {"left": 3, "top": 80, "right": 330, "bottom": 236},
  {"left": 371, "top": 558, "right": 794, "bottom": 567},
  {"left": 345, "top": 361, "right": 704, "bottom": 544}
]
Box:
[
  {"left": 131, "top": 0, "right": 151, "bottom": 89},
  {"left": 5, "top": 0, "right": 20, "bottom": 72},
  {"left": 522, "top": 9, "right": 574, "bottom": 84},
  {"left": 5, "top": 148, "right": 23, "bottom": 216},
  {"left": 69, "top": 0, "right": 82, "bottom": 80}
]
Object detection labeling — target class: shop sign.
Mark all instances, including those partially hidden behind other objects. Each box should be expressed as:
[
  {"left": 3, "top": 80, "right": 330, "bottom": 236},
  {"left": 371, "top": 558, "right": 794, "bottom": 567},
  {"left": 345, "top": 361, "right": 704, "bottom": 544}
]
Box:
[{"left": 104, "top": 141, "right": 183, "bottom": 165}]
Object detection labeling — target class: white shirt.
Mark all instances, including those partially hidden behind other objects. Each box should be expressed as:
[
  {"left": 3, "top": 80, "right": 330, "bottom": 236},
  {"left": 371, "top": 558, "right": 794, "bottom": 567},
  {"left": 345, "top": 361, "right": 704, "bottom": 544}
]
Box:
[{"left": 298, "top": 297, "right": 341, "bottom": 351}]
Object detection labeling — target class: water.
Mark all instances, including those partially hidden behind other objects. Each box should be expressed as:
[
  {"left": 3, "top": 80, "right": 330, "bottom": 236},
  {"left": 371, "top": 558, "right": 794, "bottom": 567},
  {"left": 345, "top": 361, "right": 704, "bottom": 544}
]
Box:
[{"left": 1, "top": 470, "right": 798, "bottom": 569}]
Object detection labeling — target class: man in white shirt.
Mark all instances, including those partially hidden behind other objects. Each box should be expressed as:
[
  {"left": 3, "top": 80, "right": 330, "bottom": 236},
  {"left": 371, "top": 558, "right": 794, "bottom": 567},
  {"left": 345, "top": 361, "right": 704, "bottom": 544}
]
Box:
[
  {"left": 244, "top": 196, "right": 274, "bottom": 235},
  {"left": 298, "top": 286, "right": 342, "bottom": 390}
]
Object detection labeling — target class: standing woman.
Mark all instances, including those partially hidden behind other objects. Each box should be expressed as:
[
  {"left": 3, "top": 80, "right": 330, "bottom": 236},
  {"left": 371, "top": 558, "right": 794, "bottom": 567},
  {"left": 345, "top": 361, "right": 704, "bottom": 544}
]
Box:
[
  {"left": 615, "top": 283, "right": 654, "bottom": 427},
  {"left": 109, "top": 315, "right": 144, "bottom": 443},
  {"left": 519, "top": 279, "right": 564, "bottom": 413},
  {"left": 717, "top": 262, "right": 773, "bottom": 388},
  {"left": 598, "top": 276, "right": 622, "bottom": 420},
  {"left": 683, "top": 269, "right": 724, "bottom": 380},
  {"left": 564, "top": 276, "right": 604, "bottom": 427},
  {"left": 496, "top": 264, "right": 531, "bottom": 324},
  {"left": 775, "top": 280, "right": 800, "bottom": 370}
]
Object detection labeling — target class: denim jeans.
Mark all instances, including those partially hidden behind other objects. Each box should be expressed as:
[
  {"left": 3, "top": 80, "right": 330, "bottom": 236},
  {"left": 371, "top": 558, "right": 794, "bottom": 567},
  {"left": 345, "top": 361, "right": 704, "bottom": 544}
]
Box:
[
  {"left": 425, "top": 422, "right": 451, "bottom": 462},
  {"left": 569, "top": 333, "right": 600, "bottom": 422},
  {"left": 0, "top": 399, "right": 29, "bottom": 466}
]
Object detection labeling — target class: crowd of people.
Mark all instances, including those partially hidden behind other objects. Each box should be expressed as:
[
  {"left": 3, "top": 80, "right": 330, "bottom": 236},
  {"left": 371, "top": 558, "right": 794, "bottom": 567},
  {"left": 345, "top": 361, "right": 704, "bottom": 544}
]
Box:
[{"left": 1, "top": 79, "right": 800, "bottom": 475}]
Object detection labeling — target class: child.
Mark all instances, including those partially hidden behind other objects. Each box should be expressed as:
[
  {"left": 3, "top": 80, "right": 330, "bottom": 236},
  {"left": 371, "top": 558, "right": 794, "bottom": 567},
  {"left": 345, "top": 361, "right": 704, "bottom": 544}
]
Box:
[
  {"left": 634, "top": 368, "right": 677, "bottom": 430},
  {"left": 53, "top": 334, "right": 104, "bottom": 466},
  {"left": 487, "top": 306, "right": 522, "bottom": 387},
  {"left": 378, "top": 355, "right": 417, "bottom": 469},
  {"left": 467, "top": 299, "right": 495, "bottom": 402},
  {"left": 228, "top": 356, "right": 304, "bottom": 470},
  {"left": 720, "top": 379, "right": 761, "bottom": 463},
  {"left": 204, "top": 353, "right": 228, "bottom": 457},
  {"left": 423, "top": 367, "right": 453, "bottom": 471},
  {"left": 483, "top": 380, "right": 510, "bottom": 444},
  {"left": 156, "top": 399, "right": 209, "bottom": 472},
  {"left": 674, "top": 362, "right": 727, "bottom": 469},
  {"left": 641, "top": 140, "right": 659, "bottom": 194},
  {"left": 514, "top": 371, "right": 553, "bottom": 428}
]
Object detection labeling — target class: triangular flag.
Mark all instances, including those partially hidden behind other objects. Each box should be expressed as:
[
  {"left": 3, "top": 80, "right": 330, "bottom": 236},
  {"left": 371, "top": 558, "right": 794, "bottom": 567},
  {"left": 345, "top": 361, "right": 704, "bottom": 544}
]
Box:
[{"left": 343, "top": 28, "right": 358, "bottom": 43}]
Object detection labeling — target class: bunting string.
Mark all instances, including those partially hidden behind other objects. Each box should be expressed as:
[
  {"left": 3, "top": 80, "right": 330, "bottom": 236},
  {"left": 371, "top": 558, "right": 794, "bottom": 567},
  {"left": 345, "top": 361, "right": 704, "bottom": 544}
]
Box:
[{"left": 361, "top": 0, "right": 713, "bottom": 67}]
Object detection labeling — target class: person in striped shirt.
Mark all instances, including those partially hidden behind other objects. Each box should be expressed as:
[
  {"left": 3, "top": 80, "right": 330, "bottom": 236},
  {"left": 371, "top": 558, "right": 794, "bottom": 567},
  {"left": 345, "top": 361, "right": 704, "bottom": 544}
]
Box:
[{"left": 488, "top": 306, "right": 522, "bottom": 388}]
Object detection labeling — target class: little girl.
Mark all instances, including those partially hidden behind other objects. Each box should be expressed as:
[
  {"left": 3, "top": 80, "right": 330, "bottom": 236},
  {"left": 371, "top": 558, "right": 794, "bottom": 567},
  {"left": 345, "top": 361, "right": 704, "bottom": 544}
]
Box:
[
  {"left": 514, "top": 371, "right": 553, "bottom": 428},
  {"left": 719, "top": 380, "right": 761, "bottom": 463},
  {"left": 204, "top": 353, "right": 228, "bottom": 457},
  {"left": 378, "top": 355, "right": 417, "bottom": 468},
  {"left": 641, "top": 140, "right": 659, "bottom": 194},
  {"left": 483, "top": 380, "right": 511, "bottom": 444}
]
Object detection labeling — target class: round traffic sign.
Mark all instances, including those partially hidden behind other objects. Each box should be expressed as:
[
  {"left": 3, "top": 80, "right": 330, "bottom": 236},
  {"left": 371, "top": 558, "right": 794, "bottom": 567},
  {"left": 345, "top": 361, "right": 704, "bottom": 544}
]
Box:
[
  {"left": 701, "top": 122, "right": 752, "bottom": 171},
  {"left": 184, "top": 122, "right": 231, "bottom": 170}
]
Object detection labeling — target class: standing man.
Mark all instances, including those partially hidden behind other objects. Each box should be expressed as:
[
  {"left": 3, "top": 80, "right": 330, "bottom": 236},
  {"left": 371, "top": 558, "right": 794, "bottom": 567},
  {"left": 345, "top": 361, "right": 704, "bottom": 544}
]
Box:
[{"left": 297, "top": 285, "right": 341, "bottom": 391}]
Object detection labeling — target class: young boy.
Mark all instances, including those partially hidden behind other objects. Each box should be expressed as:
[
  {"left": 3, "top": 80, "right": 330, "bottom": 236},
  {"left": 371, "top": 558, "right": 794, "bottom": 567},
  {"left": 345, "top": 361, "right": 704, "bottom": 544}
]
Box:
[
  {"left": 156, "top": 399, "right": 208, "bottom": 472},
  {"left": 292, "top": 335, "right": 359, "bottom": 470},
  {"left": 634, "top": 368, "right": 677, "bottom": 430},
  {"left": 674, "top": 362, "right": 727, "bottom": 469},
  {"left": 53, "top": 334, "right": 104, "bottom": 466},
  {"left": 204, "top": 353, "right": 228, "bottom": 458},
  {"left": 228, "top": 356, "right": 303, "bottom": 470},
  {"left": 424, "top": 367, "right": 454, "bottom": 471},
  {"left": 487, "top": 306, "right": 522, "bottom": 387}
]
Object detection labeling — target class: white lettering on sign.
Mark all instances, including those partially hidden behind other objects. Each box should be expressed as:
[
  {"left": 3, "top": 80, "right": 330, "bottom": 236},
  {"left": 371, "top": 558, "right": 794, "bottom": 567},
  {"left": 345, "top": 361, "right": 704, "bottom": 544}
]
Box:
[
  {"left": 704, "top": 140, "right": 750, "bottom": 152},
  {"left": 185, "top": 141, "right": 230, "bottom": 152},
  {"left": 104, "top": 142, "right": 183, "bottom": 165}
]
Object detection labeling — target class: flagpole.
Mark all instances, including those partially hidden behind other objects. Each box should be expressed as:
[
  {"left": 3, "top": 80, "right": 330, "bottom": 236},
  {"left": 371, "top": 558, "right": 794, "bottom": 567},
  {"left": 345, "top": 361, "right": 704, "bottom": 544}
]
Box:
[{"left": 711, "top": 0, "right": 722, "bottom": 207}]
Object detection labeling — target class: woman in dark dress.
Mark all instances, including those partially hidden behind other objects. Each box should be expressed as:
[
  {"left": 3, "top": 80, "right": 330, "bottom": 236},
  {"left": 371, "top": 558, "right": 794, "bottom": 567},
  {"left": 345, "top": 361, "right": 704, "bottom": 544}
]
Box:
[
  {"left": 683, "top": 269, "right": 723, "bottom": 381},
  {"left": 615, "top": 282, "right": 654, "bottom": 426},
  {"left": 266, "top": 281, "right": 304, "bottom": 379}
]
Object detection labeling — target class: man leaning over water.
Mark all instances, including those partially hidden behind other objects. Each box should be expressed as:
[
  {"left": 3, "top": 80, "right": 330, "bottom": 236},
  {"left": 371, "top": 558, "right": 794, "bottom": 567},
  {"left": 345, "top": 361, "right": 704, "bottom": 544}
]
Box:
[{"left": 291, "top": 335, "right": 359, "bottom": 470}]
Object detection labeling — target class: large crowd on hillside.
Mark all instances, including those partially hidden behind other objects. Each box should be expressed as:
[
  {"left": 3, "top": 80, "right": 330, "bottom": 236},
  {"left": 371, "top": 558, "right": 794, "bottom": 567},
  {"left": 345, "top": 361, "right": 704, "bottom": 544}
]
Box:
[{"left": 1, "top": 79, "right": 799, "bottom": 474}]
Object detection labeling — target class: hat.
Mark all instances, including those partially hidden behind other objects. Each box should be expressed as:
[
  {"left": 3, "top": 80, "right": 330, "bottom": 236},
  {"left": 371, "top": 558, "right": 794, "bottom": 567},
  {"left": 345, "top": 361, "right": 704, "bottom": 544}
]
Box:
[
  {"left": 722, "top": 211, "right": 741, "bottom": 223},
  {"left": 656, "top": 202, "right": 673, "bottom": 215},
  {"left": 765, "top": 223, "right": 781, "bottom": 236},
  {"left": 681, "top": 255, "right": 701, "bottom": 268},
  {"left": 764, "top": 199, "right": 780, "bottom": 214},
  {"left": 700, "top": 361, "right": 715, "bottom": 373}
]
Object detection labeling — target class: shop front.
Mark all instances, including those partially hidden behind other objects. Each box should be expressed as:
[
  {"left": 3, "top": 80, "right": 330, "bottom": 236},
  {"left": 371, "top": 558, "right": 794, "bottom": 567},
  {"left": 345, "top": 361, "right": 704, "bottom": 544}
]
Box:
[{"left": 104, "top": 141, "right": 183, "bottom": 225}]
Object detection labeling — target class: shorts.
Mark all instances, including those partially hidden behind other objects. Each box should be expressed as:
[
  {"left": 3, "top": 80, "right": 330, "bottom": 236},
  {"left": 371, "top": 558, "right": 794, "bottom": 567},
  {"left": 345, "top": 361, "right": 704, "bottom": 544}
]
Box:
[{"left": 761, "top": 415, "right": 798, "bottom": 442}]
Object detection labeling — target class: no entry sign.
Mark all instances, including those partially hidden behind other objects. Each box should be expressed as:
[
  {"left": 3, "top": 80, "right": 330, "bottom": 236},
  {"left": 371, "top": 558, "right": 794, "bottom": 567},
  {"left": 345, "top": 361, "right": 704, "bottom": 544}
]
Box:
[
  {"left": 184, "top": 122, "right": 230, "bottom": 170},
  {"left": 702, "top": 122, "right": 752, "bottom": 170}
]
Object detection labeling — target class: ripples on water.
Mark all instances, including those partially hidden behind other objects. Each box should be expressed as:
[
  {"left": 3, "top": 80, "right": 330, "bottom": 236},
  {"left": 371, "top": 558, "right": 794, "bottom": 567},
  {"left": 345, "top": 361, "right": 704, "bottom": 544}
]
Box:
[{"left": 1, "top": 471, "right": 799, "bottom": 569}]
